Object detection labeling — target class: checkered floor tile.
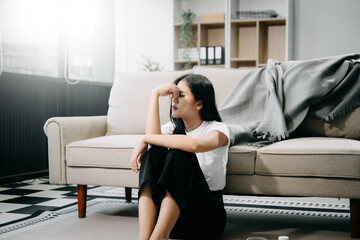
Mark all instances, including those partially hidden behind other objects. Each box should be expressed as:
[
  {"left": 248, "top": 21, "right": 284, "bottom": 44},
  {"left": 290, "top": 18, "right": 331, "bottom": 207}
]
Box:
[{"left": 0, "top": 177, "right": 82, "bottom": 226}]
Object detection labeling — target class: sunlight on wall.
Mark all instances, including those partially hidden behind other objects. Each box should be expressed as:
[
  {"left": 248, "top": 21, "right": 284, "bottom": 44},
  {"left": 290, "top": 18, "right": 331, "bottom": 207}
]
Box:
[{"left": 0, "top": 0, "right": 114, "bottom": 83}]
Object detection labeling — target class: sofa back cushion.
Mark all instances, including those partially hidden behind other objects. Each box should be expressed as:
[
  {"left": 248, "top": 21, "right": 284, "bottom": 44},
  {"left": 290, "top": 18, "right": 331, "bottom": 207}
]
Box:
[
  {"left": 106, "top": 70, "right": 192, "bottom": 135},
  {"left": 291, "top": 107, "right": 360, "bottom": 140},
  {"left": 193, "top": 66, "right": 252, "bottom": 106}
]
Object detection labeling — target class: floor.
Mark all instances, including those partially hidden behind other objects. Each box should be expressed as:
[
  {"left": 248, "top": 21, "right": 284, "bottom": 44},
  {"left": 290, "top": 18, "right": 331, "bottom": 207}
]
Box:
[
  {"left": 0, "top": 177, "right": 353, "bottom": 239},
  {"left": 0, "top": 177, "right": 86, "bottom": 226}
]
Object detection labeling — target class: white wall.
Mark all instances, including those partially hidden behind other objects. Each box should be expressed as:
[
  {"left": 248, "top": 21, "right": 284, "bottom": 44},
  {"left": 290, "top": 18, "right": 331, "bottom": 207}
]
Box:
[
  {"left": 115, "top": 0, "right": 174, "bottom": 72},
  {"left": 114, "top": 0, "right": 360, "bottom": 72},
  {"left": 290, "top": 0, "right": 360, "bottom": 60}
]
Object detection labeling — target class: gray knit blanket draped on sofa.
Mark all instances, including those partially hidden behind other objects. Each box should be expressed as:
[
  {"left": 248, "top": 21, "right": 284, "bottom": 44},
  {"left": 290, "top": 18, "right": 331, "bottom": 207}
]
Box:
[{"left": 219, "top": 53, "right": 360, "bottom": 146}]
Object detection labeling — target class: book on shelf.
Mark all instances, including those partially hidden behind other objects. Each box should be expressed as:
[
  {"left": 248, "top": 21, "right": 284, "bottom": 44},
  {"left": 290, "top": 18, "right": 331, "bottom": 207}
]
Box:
[
  {"left": 200, "top": 47, "right": 207, "bottom": 65},
  {"left": 207, "top": 46, "right": 215, "bottom": 65},
  {"left": 215, "top": 46, "right": 224, "bottom": 65},
  {"left": 199, "top": 46, "right": 224, "bottom": 66}
]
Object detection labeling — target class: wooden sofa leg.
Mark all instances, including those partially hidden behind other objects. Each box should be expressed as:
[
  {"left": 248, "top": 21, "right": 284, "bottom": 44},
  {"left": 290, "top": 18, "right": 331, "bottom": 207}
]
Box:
[
  {"left": 125, "top": 187, "right": 132, "bottom": 202},
  {"left": 77, "top": 185, "right": 87, "bottom": 218},
  {"left": 350, "top": 199, "right": 360, "bottom": 238}
]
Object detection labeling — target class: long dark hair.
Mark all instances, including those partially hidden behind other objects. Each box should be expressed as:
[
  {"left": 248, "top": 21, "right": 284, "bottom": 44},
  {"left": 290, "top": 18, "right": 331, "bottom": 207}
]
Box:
[{"left": 170, "top": 74, "right": 222, "bottom": 134}]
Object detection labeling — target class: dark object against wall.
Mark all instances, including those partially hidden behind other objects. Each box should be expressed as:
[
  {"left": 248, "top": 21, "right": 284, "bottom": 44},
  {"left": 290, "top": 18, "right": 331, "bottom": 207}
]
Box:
[{"left": 0, "top": 73, "right": 111, "bottom": 184}]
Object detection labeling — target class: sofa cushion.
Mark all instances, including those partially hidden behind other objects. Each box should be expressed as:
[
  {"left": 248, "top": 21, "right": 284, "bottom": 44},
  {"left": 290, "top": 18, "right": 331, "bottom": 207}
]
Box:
[
  {"left": 227, "top": 145, "right": 258, "bottom": 174},
  {"left": 291, "top": 107, "right": 360, "bottom": 140},
  {"left": 66, "top": 135, "right": 144, "bottom": 169},
  {"left": 256, "top": 137, "right": 360, "bottom": 179},
  {"left": 193, "top": 66, "right": 252, "bottom": 105},
  {"left": 107, "top": 70, "right": 192, "bottom": 135},
  {"left": 67, "top": 135, "right": 259, "bottom": 175}
]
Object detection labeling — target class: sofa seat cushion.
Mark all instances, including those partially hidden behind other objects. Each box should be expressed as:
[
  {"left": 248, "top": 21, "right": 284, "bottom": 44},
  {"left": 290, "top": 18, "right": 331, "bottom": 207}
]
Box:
[
  {"left": 66, "top": 135, "right": 144, "bottom": 169},
  {"left": 256, "top": 137, "right": 360, "bottom": 179},
  {"left": 66, "top": 135, "right": 259, "bottom": 174},
  {"left": 227, "top": 145, "right": 259, "bottom": 174}
]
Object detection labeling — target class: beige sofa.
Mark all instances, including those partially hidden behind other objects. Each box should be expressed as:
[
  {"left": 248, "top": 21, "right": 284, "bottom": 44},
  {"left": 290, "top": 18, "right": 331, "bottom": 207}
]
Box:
[{"left": 43, "top": 66, "right": 360, "bottom": 238}]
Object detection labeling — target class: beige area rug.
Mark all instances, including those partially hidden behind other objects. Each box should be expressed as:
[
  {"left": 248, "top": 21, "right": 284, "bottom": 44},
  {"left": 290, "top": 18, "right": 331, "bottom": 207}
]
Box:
[{"left": 0, "top": 196, "right": 353, "bottom": 240}]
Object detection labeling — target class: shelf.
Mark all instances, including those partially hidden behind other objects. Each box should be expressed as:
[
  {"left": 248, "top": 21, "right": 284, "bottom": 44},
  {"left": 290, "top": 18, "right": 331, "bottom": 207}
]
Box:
[
  {"left": 199, "top": 21, "right": 225, "bottom": 27},
  {"left": 230, "top": 18, "right": 286, "bottom": 68},
  {"left": 174, "top": 21, "right": 225, "bottom": 27},
  {"left": 174, "top": 22, "right": 199, "bottom": 67},
  {"left": 200, "top": 22, "right": 225, "bottom": 47},
  {"left": 174, "top": 60, "right": 199, "bottom": 64},
  {"left": 173, "top": 0, "right": 286, "bottom": 70},
  {"left": 230, "top": 60, "right": 256, "bottom": 69},
  {"left": 231, "top": 21, "right": 257, "bottom": 60},
  {"left": 258, "top": 18, "right": 286, "bottom": 24},
  {"left": 259, "top": 19, "right": 286, "bottom": 64},
  {"left": 174, "top": 22, "right": 198, "bottom": 27},
  {"left": 199, "top": 64, "right": 225, "bottom": 68},
  {"left": 231, "top": 58, "right": 257, "bottom": 62}
]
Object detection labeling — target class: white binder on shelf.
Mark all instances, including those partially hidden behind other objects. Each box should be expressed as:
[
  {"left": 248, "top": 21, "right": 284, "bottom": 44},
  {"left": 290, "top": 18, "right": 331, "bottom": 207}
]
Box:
[
  {"left": 215, "top": 46, "right": 224, "bottom": 65},
  {"left": 207, "top": 46, "right": 214, "bottom": 65},
  {"left": 200, "top": 47, "right": 207, "bottom": 65}
]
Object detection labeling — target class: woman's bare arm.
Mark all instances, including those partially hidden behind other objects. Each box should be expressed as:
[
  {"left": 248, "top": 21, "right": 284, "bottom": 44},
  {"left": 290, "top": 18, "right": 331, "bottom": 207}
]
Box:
[
  {"left": 145, "top": 83, "right": 179, "bottom": 134},
  {"left": 143, "top": 130, "right": 228, "bottom": 153},
  {"left": 145, "top": 91, "right": 161, "bottom": 134},
  {"left": 131, "top": 82, "right": 181, "bottom": 172}
]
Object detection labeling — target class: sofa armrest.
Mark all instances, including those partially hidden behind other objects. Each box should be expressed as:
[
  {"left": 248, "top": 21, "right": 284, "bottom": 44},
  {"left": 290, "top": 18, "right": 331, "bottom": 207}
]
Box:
[{"left": 43, "top": 116, "right": 107, "bottom": 184}]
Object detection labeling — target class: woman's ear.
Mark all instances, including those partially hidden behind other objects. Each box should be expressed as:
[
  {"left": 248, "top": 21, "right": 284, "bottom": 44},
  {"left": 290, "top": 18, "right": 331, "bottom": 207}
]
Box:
[{"left": 195, "top": 100, "right": 203, "bottom": 110}]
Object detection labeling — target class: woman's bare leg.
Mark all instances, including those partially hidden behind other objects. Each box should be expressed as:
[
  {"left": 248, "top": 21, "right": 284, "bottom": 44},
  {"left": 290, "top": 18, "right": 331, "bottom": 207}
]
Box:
[
  {"left": 150, "top": 191, "right": 180, "bottom": 240},
  {"left": 138, "top": 183, "right": 158, "bottom": 240}
]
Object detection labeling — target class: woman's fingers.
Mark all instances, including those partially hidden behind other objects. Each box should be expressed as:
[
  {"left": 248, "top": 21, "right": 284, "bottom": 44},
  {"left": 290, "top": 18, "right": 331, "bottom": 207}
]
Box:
[
  {"left": 157, "top": 82, "right": 179, "bottom": 98},
  {"left": 130, "top": 152, "right": 139, "bottom": 173},
  {"left": 169, "top": 84, "right": 180, "bottom": 99},
  {"left": 131, "top": 159, "right": 138, "bottom": 173},
  {"left": 138, "top": 153, "right": 144, "bottom": 164}
]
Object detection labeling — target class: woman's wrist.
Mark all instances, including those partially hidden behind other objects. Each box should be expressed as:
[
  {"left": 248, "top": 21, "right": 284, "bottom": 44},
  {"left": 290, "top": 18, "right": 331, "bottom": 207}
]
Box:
[
  {"left": 142, "top": 135, "right": 148, "bottom": 144},
  {"left": 151, "top": 89, "right": 160, "bottom": 98}
]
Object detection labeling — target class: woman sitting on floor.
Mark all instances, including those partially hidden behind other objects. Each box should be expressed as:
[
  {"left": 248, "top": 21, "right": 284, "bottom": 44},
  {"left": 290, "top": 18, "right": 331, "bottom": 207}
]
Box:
[{"left": 131, "top": 74, "right": 230, "bottom": 240}]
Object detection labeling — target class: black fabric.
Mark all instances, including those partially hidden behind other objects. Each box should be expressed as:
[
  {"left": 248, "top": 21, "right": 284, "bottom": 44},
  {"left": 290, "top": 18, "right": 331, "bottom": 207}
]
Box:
[{"left": 138, "top": 146, "right": 226, "bottom": 239}]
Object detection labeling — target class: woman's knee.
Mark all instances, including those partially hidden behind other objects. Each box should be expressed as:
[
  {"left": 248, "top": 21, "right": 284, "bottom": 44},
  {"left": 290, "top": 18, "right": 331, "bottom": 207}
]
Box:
[
  {"left": 139, "top": 182, "right": 152, "bottom": 199},
  {"left": 147, "top": 145, "right": 168, "bottom": 155},
  {"left": 167, "top": 149, "right": 196, "bottom": 161},
  {"left": 142, "top": 146, "right": 168, "bottom": 163},
  {"left": 165, "top": 149, "right": 198, "bottom": 169}
]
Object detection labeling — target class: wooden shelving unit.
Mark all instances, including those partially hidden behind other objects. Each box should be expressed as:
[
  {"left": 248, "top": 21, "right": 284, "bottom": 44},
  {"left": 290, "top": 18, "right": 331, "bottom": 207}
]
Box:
[
  {"left": 173, "top": 0, "right": 287, "bottom": 70},
  {"left": 174, "top": 22, "right": 199, "bottom": 65},
  {"left": 174, "top": 21, "right": 225, "bottom": 70},
  {"left": 199, "top": 21, "right": 225, "bottom": 47},
  {"left": 174, "top": 18, "right": 286, "bottom": 70},
  {"left": 231, "top": 18, "right": 286, "bottom": 68},
  {"left": 258, "top": 18, "right": 286, "bottom": 66}
]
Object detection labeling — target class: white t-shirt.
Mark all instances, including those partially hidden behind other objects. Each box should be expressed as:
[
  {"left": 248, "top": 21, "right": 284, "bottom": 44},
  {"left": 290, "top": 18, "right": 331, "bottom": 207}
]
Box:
[{"left": 161, "top": 120, "right": 230, "bottom": 191}]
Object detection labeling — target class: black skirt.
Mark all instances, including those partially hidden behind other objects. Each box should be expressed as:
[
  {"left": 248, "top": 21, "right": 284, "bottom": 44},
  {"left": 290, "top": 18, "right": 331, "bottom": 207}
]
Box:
[{"left": 138, "top": 146, "right": 226, "bottom": 239}]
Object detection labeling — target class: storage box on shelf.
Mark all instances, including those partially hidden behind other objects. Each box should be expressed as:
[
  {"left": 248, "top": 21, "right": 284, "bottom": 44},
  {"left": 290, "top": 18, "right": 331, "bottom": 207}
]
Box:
[{"left": 200, "top": 12, "right": 225, "bottom": 23}]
